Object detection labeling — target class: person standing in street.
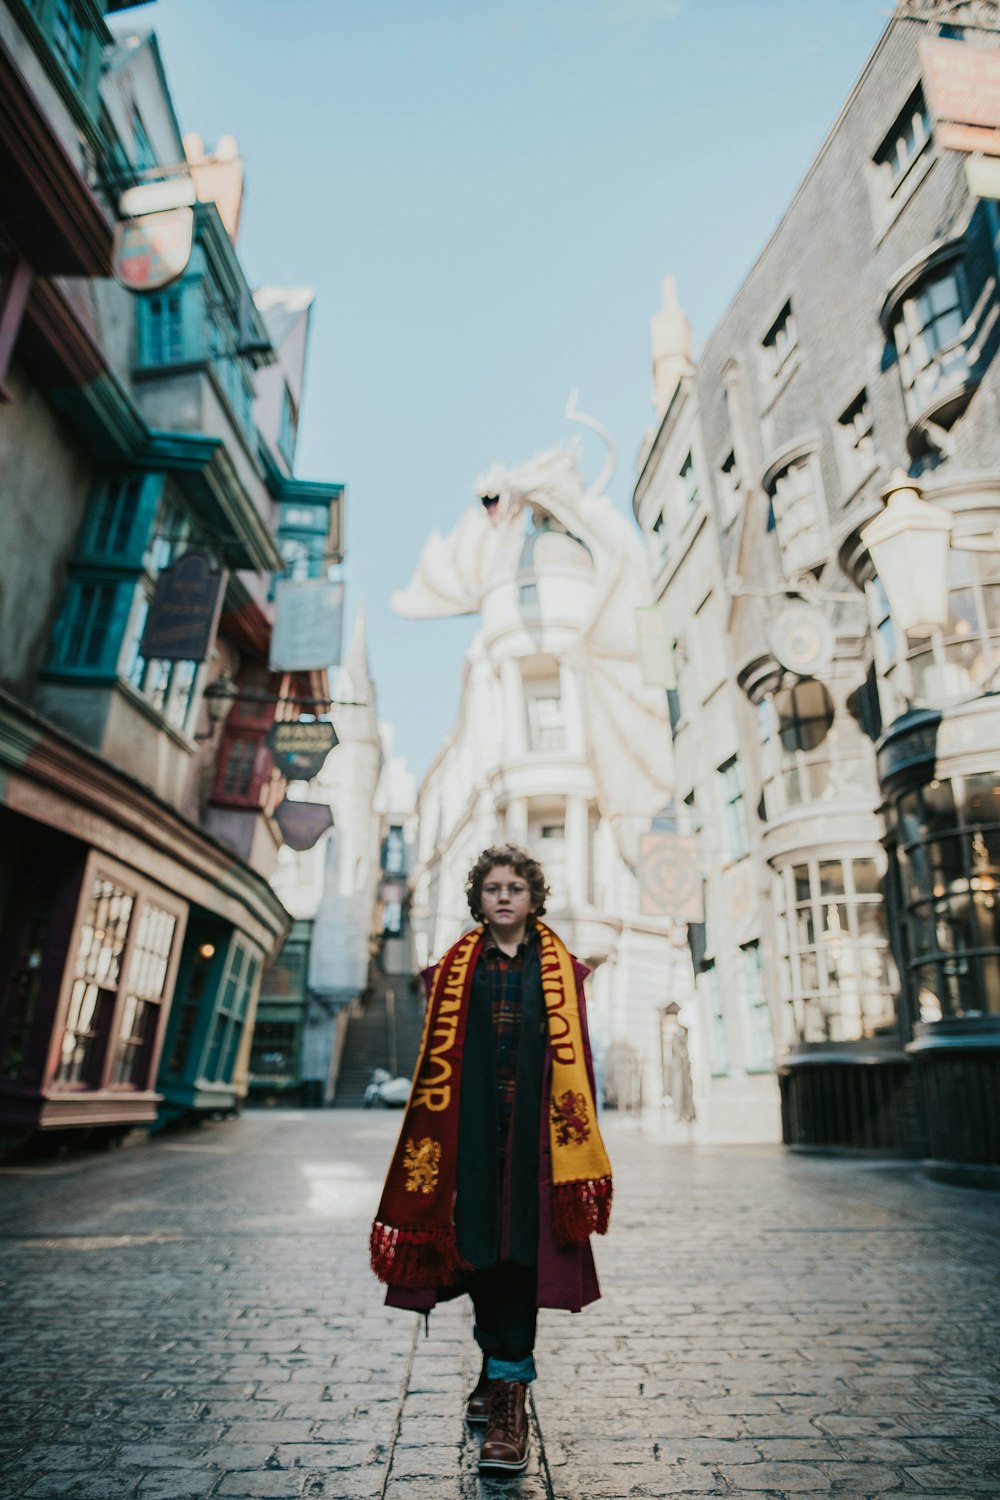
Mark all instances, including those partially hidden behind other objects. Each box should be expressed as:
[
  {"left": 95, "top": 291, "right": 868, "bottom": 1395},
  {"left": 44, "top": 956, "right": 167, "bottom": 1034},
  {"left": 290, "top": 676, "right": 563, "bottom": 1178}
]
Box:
[{"left": 370, "top": 843, "right": 612, "bottom": 1476}]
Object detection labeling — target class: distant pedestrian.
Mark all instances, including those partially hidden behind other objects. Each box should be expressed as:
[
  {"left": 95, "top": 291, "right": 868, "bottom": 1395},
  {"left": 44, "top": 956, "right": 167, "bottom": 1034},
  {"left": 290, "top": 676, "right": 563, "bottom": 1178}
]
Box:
[{"left": 370, "top": 843, "right": 612, "bottom": 1475}]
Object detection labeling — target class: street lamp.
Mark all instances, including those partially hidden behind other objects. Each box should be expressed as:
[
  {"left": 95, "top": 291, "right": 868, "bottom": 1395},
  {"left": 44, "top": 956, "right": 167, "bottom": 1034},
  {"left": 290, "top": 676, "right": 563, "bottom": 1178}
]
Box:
[
  {"left": 860, "top": 470, "right": 953, "bottom": 635},
  {"left": 202, "top": 673, "right": 240, "bottom": 727}
]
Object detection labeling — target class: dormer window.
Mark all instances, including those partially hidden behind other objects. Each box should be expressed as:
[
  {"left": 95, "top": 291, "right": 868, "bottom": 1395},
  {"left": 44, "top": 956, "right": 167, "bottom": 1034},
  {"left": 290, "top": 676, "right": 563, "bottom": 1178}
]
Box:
[
  {"left": 718, "top": 450, "right": 742, "bottom": 528},
  {"left": 877, "top": 86, "right": 931, "bottom": 188},
  {"left": 870, "top": 85, "right": 935, "bottom": 235},
  {"left": 679, "top": 451, "right": 700, "bottom": 521},
  {"left": 761, "top": 300, "right": 797, "bottom": 391},
  {"left": 836, "top": 389, "right": 876, "bottom": 492},
  {"left": 651, "top": 506, "right": 669, "bottom": 565}
]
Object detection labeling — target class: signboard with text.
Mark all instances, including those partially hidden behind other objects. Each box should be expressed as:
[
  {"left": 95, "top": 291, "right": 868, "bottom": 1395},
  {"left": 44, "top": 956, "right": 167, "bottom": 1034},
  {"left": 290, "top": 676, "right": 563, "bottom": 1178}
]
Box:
[
  {"left": 140, "top": 551, "right": 226, "bottom": 662},
  {"left": 266, "top": 719, "right": 338, "bottom": 781},
  {"left": 269, "top": 578, "right": 344, "bottom": 672}
]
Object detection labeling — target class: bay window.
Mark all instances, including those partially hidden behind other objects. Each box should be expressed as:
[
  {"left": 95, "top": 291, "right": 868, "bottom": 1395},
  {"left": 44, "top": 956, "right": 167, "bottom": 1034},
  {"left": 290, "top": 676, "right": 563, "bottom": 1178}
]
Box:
[
  {"left": 774, "top": 856, "right": 896, "bottom": 1043},
  {"left": 892, "top": 264, "right": 969, "bottom": 423},
  {"left": 894, "top": 774, "right": 1000, "bottom": 1020}
]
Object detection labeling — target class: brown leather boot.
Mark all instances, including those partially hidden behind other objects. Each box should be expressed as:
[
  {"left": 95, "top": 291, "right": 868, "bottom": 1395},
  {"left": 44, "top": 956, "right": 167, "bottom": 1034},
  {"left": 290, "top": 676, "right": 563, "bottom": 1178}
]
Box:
[
  {"left": 465, "top": 1353, "right": 494, "bottom": 1426},
  {"left": 478, "top": 1380, "right": 529, "bottom": 1474}
]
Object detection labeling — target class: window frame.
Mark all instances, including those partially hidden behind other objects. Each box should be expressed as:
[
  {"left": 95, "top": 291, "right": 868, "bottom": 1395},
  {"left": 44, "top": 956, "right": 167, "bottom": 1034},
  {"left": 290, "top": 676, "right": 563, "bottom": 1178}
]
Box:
[
  {"left": 869, "top": 83, "right": 935, "bottom": 237},
  {"left": 739, "top": 940, "right": 774, "bottom": 1073},
  {"left": 760, "top": 299, "right": 799, "bottom": 405},
  {"left": 892, "top": 260, "right": 970, "bottom": 424},
  {"left": 836, "top": 387, "right": 877, "bottom": 495},
  {"left": 50, "top": 853, "right": 186, "bottom": 1096},
  {"left": 717, "top": 755, "right": 751, "bottom": 863},
  {"left": 763, "top": 448, "right": 826, "bottom": 582},
  {"left": 774, "top": 855, "right": 896, "bottom": 1044}
]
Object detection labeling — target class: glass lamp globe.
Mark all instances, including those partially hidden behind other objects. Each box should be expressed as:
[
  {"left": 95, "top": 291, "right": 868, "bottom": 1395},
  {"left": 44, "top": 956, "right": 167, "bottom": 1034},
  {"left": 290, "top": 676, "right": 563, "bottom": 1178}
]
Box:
[{"left": 861, "top": 473, "right": 953, "bottom": 636}]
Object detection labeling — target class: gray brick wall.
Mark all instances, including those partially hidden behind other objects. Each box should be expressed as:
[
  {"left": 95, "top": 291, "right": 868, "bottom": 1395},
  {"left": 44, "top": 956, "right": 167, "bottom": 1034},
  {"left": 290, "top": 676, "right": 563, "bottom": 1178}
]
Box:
[{"left": 693, "top": 19, "right": 1000, "bottom": 579}]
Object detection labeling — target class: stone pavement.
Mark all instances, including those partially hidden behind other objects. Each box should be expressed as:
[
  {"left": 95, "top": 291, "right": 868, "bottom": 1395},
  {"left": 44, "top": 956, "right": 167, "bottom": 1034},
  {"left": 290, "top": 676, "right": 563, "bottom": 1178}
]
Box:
[{"left": 1, "top": 1111, "right": 999, "bottom": 1500}]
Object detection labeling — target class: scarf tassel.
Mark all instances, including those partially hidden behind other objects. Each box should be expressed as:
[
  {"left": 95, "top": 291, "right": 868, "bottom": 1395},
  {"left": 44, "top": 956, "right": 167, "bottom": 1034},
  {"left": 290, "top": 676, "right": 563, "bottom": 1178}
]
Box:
[
  {"left": 370, "top": 1219, "right": 466, "bottom": 1290},
  {"left": 553, "top": 1175, "right": 613, "bottom": 1245}
]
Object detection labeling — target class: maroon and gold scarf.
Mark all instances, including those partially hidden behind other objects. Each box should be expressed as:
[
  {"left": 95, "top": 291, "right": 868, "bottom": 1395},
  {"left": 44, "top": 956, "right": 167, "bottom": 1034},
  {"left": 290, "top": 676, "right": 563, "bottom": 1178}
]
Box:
[{"left": 370, "top": 921, "right": 612, "bottom": 1290}]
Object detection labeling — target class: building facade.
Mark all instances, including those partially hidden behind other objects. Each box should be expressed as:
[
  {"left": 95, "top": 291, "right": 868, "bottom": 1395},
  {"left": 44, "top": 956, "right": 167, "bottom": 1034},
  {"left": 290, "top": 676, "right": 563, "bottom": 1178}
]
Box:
[
  {"left": 635, "top": 5, "right": 1000, "bottom": 1179},
  {"left": 264, "top": 612, "right": 389, "bottom": 1105},
  {"left": 400, "top": 437, "right": 698, "bottom": 1121},
  {"left": 0, "top": 8, "right": 343, "bottom": 1144}
]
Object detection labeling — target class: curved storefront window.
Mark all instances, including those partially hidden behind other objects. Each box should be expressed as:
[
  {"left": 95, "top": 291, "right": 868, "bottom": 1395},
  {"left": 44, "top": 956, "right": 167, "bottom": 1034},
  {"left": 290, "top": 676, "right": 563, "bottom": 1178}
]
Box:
[
  {"left": 774, "top": 856, "right": 896, "bottom": 1042},
  {"left": 894, "top": 773, "right": 1000, "bottom": 1019},
  {"left": 759, "top": 679, "right": 876, "bottom": 819},
  {"left": 870, "top": 545, "right": 1000, "bottom": 723}
]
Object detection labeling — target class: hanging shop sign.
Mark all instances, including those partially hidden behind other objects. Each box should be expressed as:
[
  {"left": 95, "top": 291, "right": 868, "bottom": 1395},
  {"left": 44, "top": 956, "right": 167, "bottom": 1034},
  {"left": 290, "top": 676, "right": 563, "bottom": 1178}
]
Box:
[
  {"left": 920, "top": 36, "right": 1000, "bottom": 142},
  {"left": 113, "top": 205, "right": 195, "bottom": 292},
  {"left": 266, "top": 719, "right": 339, "bottom": 781},
  {"left": 140, "top": 551, "right": 226, "bottom": 661},
  {"left": 269, "top": 578, "right": 344, "bottom": 673},
  {"left": 638, "top": 832, "right": 703, "bottom": 923},
  {"left": 273, "top": 799, "right": 334, "bottom": 851},
  {"left": 635, "top": 605, "right": 676, "bottom": 689},
  {"left": 766, "top": 602, "right": 834, "bottom": 679}
]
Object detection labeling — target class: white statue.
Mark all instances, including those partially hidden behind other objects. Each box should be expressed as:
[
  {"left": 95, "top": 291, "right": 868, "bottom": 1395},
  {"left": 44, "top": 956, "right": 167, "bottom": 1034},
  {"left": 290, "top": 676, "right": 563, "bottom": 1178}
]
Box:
[{"left": 392, "top": 397, "right": 674, "bottom": 863}]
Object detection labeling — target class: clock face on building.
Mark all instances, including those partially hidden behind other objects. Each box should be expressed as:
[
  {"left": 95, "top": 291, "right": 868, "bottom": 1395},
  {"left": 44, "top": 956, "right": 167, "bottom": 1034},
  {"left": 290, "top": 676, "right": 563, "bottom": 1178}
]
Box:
[{"left": 766, "top": 603, "right": 835, "bottom": 678}]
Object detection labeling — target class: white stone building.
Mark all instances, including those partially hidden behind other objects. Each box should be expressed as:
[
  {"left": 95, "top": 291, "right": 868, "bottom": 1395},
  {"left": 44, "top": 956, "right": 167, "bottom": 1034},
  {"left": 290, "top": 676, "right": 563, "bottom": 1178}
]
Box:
[
  {"left": 398, "top": 435, "right": 699, "bottom": 1121},
  {"left": 633, "top": 278, "right": 783, "bottom": 1145}
]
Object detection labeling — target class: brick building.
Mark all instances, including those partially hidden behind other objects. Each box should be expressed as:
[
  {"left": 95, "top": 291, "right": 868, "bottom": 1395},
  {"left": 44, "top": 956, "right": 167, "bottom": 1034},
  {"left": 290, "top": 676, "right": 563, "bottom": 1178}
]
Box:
[
  {"left": 0, "top": 4, "right": 343, "bottom": 1144},
  {"left": 635, "top": 3, "right": 1000, "bottom": 1180}
]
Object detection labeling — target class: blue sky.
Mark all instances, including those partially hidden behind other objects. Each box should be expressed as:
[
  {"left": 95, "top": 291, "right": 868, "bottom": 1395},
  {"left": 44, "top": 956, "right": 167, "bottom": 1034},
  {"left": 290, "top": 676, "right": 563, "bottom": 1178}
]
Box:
[{"left": 122, "top": 0, "right": 888, "bottom": 779}]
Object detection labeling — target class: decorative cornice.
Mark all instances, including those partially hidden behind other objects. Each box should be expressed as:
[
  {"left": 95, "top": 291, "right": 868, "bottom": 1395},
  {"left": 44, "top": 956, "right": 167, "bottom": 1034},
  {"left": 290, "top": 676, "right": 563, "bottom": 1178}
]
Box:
[
  {"left": 52, "top": 370, "right": 148, "bottom": 462},
  {"left": 0, "top": 34, "right": 112, "bottom": 276},
  {"left": 892, "top": 0, "right": 1000, "bottom": 30},
  {"left": 0, "top": 687, "right": 289, "bottom": 948},
  {"left": 146, "top": 430, "right": 284, "bottom": 572},
  {"left": 20, "top": 277, "right": 105, "bottom": 388}
]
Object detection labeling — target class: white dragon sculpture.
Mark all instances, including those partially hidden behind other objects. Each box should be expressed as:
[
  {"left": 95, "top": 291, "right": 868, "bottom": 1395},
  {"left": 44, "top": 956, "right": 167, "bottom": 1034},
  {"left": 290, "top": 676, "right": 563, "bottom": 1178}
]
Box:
[{"left": 392, "top": 396, "right": 674, "bottom": 864}]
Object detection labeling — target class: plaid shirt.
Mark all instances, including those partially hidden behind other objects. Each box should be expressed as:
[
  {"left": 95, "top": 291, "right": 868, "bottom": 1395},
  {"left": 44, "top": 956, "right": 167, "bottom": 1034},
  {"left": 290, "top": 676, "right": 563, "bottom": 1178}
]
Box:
[{"left": 481, "top": 927, "right": 536, "bottom": 1150}]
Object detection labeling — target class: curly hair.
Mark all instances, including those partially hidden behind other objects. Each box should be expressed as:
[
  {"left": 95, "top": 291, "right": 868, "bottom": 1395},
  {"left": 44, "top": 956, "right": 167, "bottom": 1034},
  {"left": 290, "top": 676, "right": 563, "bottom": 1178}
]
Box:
[{"left": 465, "top": 843, "right": 549, "bottom": 922}]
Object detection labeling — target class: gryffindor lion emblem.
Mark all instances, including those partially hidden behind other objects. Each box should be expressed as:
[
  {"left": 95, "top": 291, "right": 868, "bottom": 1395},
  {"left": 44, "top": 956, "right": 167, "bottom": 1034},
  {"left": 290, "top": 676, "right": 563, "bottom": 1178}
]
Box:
[
  {"left": 403, "top": 1136, "right": 441, "bottom": 1195},
  {"left": 550, "top": 1090, "right": 590, "bottom": 1147}
]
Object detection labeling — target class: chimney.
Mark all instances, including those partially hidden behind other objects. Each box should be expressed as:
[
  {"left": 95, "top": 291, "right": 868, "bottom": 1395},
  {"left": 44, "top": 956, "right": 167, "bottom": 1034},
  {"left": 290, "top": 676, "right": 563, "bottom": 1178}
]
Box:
[
  {"left": 183, "top": 132, "right": 245, "bottom": 244},
  {"left": 650, "top": 274, "right": 693, "bottom": 419}
]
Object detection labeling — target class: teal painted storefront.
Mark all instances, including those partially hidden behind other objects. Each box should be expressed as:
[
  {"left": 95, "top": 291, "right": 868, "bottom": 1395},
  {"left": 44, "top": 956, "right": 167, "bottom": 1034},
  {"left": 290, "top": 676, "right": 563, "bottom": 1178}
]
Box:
[
  {"left": 247, "top": 920, "right": 313, "bottom": 1106},
  {"left": 156, "top": 911, "right": 266, "bottom": 1123}
]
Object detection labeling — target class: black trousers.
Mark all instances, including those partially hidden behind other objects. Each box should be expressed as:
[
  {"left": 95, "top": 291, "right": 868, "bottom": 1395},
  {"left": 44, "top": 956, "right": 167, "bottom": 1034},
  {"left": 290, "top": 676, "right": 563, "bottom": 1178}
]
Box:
[{"left": 468, "top": 1261, "right": 538, "bottom": 1362}]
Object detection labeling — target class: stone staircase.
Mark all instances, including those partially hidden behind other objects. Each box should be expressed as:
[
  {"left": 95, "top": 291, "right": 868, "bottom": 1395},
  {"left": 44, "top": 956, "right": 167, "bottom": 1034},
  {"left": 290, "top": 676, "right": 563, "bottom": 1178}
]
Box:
[{"left": 332, "top": 975, "right": 425, "bottom": 1107}]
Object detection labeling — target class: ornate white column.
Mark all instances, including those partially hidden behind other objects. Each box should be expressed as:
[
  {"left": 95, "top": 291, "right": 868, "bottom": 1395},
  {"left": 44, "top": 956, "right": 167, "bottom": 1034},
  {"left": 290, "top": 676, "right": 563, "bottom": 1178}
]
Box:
[
  {"left": 506, "top": 796, "right": 529, "bottom": 846},
  {"left": 565, "top": 795, "right": 589, "bottom": 908},
  {"left": 500, "top": 657, "right": 526, "bottom": 757},
  {"left": 559, "top": 662, "right": 585, "bottom": 755}
]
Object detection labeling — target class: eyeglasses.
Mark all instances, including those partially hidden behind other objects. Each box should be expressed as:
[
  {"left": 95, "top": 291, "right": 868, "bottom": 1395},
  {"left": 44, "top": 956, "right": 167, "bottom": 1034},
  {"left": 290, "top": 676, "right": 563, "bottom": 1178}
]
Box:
[{"left": 482, "top": 882, "right": 529, "bottom": 898}]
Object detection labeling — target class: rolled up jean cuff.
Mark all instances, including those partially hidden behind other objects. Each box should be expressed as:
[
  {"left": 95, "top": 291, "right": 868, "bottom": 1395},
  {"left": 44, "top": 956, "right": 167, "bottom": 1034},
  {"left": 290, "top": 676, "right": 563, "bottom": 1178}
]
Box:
[{"left": 487, "top": 1354, "right": 537, "bottom": 1384}]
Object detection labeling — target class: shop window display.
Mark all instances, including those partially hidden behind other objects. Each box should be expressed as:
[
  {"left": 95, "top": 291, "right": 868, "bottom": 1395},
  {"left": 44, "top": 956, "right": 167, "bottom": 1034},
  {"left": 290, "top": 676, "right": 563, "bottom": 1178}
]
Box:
[
  {"left": 894, "top": 773, "right": 1000, "bottom": 1020},
  {"left": 774, "top": 856, "right": 896, "bottom": 1042}
]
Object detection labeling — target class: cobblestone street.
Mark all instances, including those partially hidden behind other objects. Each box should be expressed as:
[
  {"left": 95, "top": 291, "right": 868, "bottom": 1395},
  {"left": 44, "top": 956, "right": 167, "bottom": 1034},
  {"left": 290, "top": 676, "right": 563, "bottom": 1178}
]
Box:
[{"left": 2, "top": 1111, "right": 999, "bottom": 1500}]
